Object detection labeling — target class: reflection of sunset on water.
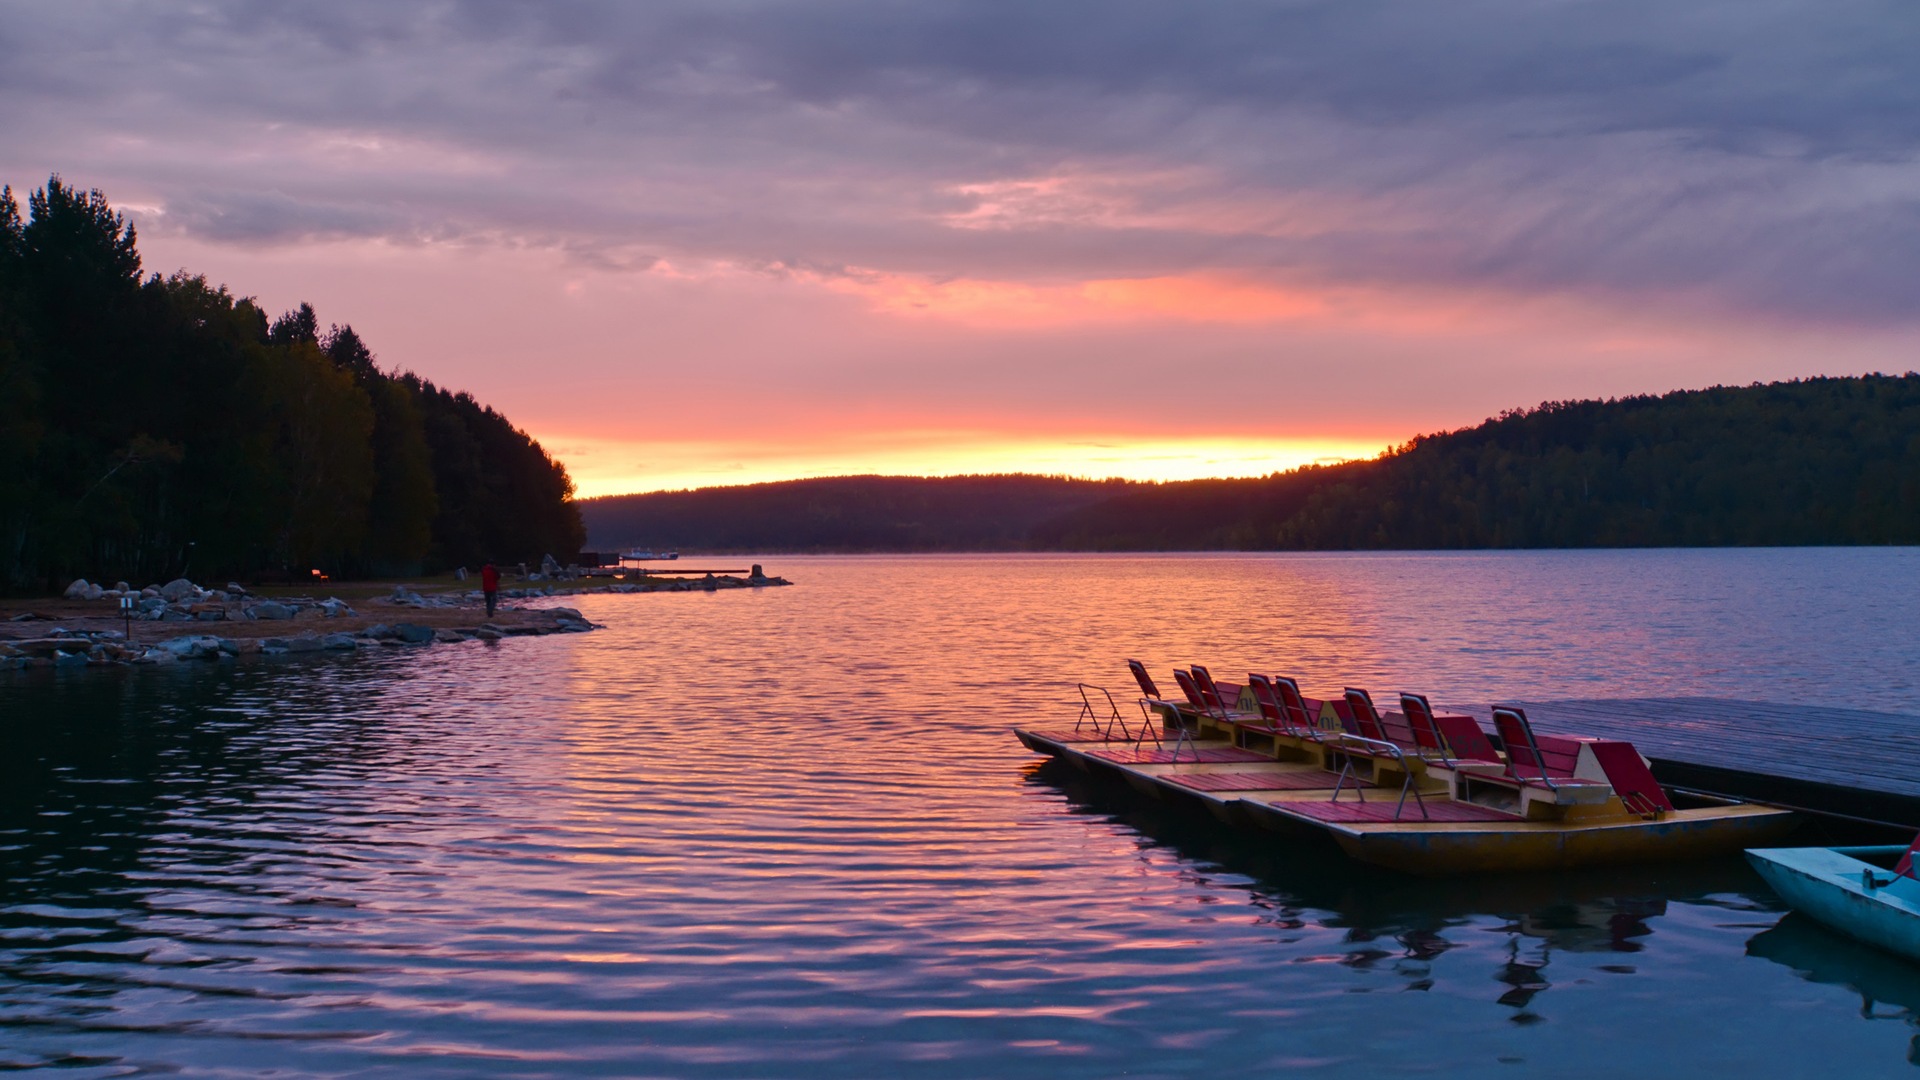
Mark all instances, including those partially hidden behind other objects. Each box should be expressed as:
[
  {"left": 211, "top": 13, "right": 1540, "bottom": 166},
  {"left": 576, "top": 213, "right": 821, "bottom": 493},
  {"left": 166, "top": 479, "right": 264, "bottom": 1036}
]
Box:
[{"left": 5, "top": 551, "right": 1919, "bottom": 1072}]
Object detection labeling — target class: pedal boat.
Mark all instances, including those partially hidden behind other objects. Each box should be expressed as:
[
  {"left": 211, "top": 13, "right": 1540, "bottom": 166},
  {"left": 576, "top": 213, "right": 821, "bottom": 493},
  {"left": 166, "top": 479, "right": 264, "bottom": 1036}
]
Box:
[
  {"left": 1746, "top": 840, "right": 1920, "bottom": 964},
  {"left": 1017, "top": 675, "right": 1796, "bottom": 876}
]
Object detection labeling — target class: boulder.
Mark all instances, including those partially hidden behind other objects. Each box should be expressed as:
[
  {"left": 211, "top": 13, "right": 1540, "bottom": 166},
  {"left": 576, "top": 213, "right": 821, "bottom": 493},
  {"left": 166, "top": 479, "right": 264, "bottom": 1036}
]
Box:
[
  {"left": 138, "top": 597, "right": 168, "bottom": 614},
  {"left": 141, "top": 586, "right": 161, "bottom": 599},
  {"left": 547, "top": 607, "right": 584, "bottom": 622},
  {"left": 84, "top": 583, "right": 105, "bottom": 601},
  {"left": 360, "top": 623, "right": 397, "bottom": 640},
  {"left": 161, "top": 610, "right": 193, "bottom": 622},
  {"left": 474, "top": 627, "right": 505, "bottom": 641},
  {"left": 226, "top": 582, "right": 249, "bottom": 596},
  {"left": 250, "top": 602, "right": 295, "bottom": 620},
  {"left": 160, "top": 578, "right": 198, "bottom": 603},
  {"left": 393, "top": 623, "right": 436, "bottom": 644},
  {"left": 190, "top": 604, "right": 226, "bottom": 621},
  {"left": 318, "top": 598, "right": 354, "bottom": 618},
  {"left": 322, "top": 632, "right": 359, "bottom": 650},
  {"left": 152, "top": 635, "right": 224, "bottom": 661},
  {"left": 434, "top": 628, "right": 466, "bottom": 643},
  {"left": 5, "top": 638, "right": 71, "bottom": 656},
  {"left": 284, "top": 635, "right": 324, "bottom": 653},
  {"left": 217, "top": 638, "right": 241, "bottom": 656},
  {"left": 556, "top": 618, "right": 592, "bottom": 633},
  {"left": 63, "top": 578, "right": 90, "bottom": 599}
]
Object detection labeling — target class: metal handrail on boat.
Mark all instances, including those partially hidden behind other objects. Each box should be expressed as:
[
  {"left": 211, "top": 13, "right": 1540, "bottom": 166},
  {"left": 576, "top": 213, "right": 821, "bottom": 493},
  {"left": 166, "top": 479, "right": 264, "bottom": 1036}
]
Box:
[
  {"left": 1328, "top": 732, "right": 1429, "bottom": 821},
  {"left": 1138, "top": 697, "right": 1192, "bottom": 759},
  {"left": 1075, "top": 683, "right": 1129, "bottom": 740},
  {"left": 1133, "top": 700, "right": 1168, "bottom": 752}
]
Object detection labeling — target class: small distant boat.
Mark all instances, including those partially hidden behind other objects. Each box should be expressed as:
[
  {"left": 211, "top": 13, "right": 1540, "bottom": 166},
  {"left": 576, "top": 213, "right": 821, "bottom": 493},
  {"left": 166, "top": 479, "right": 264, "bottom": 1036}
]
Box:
[
  {"left": 1747, "top": 840, "right": 1920, "bottom": 963},
  {"left": 622, "top": 549, "right": 680, "bottom": 561}
]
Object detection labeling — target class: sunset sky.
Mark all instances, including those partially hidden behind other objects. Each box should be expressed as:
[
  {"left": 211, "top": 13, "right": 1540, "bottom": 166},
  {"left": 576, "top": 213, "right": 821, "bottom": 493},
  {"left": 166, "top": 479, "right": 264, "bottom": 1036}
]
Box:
[{"left": 5, "top": 2, "right": 1917, "bottom": 496}]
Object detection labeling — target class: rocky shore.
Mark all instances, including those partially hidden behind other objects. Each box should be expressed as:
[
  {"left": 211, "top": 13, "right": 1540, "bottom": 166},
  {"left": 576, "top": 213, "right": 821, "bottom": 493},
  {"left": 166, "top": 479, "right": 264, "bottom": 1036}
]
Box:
[{"left": 2, "top": 568, "right": 792, "bottom": 672}]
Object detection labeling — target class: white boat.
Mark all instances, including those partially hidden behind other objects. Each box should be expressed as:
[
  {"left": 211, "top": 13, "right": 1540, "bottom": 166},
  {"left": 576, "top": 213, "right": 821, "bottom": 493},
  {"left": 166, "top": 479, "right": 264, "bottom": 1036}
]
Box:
[
  {"left": 622, "top": 549, "right": 680, "bottom": 561},
  {"left": 1746, "top": 841, "right": 1920, "bottom": 963}
]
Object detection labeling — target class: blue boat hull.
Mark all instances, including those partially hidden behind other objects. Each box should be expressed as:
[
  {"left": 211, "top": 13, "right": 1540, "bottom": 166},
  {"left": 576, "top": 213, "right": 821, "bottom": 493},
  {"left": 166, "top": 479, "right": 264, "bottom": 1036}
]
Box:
[{"left": 1746, "top": 845, "right": 1920, "bottom": 964}]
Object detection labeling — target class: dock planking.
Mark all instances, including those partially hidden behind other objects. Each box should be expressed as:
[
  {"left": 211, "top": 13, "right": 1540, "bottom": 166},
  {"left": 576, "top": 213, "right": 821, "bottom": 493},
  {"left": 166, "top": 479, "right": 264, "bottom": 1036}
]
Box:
[{"left": 1464, "top": 697, "right": 1920, "bottom": 828}]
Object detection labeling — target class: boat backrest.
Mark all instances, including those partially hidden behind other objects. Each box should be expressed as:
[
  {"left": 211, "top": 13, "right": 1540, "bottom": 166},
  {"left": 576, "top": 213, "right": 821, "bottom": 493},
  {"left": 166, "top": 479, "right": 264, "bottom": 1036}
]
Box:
[
  {"left": 1127, "top": 659, "right": 1162, "bottom": 700},
  {"left": 1582, "top": 740, "right": 1674, "bottom": 812},
  {"left": 1399, "top": 693, "right": 1450, "bottom": 755},
  {"left": 1247, "top": 673, "right": 1284, "bottom": 723},
  {"left": 1492, "top": 707, "right": 1582, "bottom": 782},
  {"left": 1190, "top": 665, "right": 1231, "bottom": 712},
  {"left": 1434, "top": 713, "right": 1500, "bottom": 762},
  {"left": 1271, "top": 676, "right": 1318, "bottom": 733},
  {"left": 1344, "top": 688, "right": 1388, "bottom": 741},
  {"left": 1172, "top": 669, "right": 1211, "bottom": 712}
]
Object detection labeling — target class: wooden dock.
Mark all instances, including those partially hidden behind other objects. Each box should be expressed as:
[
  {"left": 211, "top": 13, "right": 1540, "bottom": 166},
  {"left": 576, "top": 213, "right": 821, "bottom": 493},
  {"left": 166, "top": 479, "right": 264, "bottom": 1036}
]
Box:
[{"left": 1482, "top": 697, "right": 1920, "bottom": 828}]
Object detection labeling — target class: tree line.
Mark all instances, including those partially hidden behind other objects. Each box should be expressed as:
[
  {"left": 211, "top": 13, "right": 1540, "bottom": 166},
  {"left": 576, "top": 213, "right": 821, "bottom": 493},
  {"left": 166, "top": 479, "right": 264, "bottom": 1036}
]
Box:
[
  {"left": 582, "top": 474, "right": 1131, "bottom": 552},
  {"left": 0, "top": 176, "right": 583, "bottom": 593},
  {"left": 1034, "top": 376, "right": 1920, "bottom": 549},
  {"left": 585, "top": 376, "right": 1920, "bottom": 552}
]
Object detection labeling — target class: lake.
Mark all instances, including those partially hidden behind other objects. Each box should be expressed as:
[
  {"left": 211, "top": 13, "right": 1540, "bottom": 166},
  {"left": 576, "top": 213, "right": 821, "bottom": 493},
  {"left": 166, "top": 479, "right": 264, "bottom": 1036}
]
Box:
[{"left": 4, "top": 549, "right": 1920, "bottom": 1076}]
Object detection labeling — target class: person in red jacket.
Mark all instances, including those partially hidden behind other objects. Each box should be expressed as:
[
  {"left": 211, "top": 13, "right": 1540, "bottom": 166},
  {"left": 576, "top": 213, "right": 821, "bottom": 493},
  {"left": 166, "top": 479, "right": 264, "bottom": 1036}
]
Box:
[{"left": 480, "top": 561, "right": 500, "bottom": 617}]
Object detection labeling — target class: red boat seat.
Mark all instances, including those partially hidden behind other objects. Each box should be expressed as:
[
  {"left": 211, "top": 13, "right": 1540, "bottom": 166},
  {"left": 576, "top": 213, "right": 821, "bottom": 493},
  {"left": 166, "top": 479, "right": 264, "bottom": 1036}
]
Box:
[
  {"left": 1247, "top": 673, "right": 1331, "bottom": 741},
  {"left": 1127, "top": 659, "right": 1162, "bottom": 701},
  {"left": 1581, "top": 739, "right": 1673, "bottom": 812},
  {"left": 1433, "top": 713, "right": 1500, "bottom": 762},
  {"left": 1400, "top": 693, "right": 1502, "bottom": 764},
  {"left": 1190, "top": 664, "right": 1247, "bottom": 717},
  {"left": 1171, "top": 669, "right": 1211, "bottom": 713}
]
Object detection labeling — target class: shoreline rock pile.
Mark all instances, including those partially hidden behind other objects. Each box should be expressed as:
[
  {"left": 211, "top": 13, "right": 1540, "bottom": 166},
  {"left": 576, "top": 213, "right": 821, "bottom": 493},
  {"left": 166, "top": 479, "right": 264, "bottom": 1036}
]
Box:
[
  {"left": 0, "top": 606, "right": 595, "bottom": 670},
  {"left": 61, "top": 577, "right": 358, "bottom": 623}
]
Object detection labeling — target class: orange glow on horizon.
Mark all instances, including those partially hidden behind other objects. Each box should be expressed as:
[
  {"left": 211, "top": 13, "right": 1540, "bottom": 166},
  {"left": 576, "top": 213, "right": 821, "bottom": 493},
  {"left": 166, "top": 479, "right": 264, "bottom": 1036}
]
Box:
[{"left": 545, "top": 432, "right": 1396, "bottom": 498}]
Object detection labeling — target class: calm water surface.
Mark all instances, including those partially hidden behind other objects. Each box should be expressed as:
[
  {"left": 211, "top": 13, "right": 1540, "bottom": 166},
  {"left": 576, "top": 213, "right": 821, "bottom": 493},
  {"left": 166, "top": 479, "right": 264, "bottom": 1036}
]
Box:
[{"left": 4, "top": 550, "right": 1920, "bottom": 1076}]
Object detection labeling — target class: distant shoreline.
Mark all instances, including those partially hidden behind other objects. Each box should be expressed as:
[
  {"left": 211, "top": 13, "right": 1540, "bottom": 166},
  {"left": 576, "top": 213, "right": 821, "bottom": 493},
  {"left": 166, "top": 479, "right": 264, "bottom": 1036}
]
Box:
[{"left": 0, "top": 569, "right": 789, "bottom": 671}]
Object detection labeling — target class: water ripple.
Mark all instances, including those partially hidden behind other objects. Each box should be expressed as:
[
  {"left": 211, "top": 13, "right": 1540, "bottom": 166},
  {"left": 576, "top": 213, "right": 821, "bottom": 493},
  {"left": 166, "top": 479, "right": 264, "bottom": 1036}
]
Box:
[{"left": 2, "top": 551, "right": 1919, "bottom": 1075}]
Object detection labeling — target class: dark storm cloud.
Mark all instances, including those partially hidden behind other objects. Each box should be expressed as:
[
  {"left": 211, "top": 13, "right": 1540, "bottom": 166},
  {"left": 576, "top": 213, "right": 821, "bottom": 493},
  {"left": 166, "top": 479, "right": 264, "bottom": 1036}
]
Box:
[{"left": 4, "top": 0, "right": 1918, "bottom": 320}]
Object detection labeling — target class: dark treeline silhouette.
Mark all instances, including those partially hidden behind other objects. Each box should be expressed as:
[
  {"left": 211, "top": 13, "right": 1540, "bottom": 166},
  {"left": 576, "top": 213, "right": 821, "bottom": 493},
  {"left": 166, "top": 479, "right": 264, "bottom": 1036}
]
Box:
[
  {"left": 587, "top": 376, "right": 1920, "bottom": 553},
  {"left": 583, "top": 475, "right": 1133, "bottom": 552},
  {"left": 1272, "top": 375, "right": 1920, "bottom": 549},
  {"left": 0, "top": 176, "right": 583, "bottom": 593}
]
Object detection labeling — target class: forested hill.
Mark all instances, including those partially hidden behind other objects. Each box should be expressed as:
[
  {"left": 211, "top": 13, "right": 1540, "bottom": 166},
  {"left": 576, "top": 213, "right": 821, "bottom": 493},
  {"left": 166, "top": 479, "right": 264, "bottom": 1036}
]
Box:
[
  {"left": 0, "top": 177, "right": 583, "bottom": 592},
  {"left": 586, "top": 376, "right": 1920, "bottom": 552},
  {"left": 1037, "top": 375, "right": 1920, "bottom": 550},
  {"left": 582, "top": 475, "right": 1133, "bottom": 552}
]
